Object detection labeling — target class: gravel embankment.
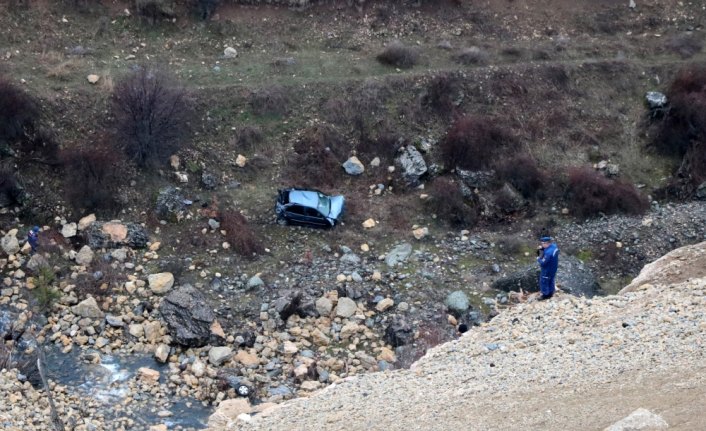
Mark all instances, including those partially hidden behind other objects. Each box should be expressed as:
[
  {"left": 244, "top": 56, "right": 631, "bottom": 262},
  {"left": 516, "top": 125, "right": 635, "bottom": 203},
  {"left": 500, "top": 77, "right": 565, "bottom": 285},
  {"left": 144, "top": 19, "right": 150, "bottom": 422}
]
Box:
[{"left": 224, "top": 274, "right": 706, "bottom": 431}]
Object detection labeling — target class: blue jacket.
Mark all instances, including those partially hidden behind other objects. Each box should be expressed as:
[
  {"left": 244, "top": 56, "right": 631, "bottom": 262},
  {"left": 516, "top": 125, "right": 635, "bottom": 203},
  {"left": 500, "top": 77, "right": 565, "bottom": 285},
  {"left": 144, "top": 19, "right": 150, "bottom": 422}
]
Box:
[{"left": 537, "top": 243, "right": 559, "bottom": 276}]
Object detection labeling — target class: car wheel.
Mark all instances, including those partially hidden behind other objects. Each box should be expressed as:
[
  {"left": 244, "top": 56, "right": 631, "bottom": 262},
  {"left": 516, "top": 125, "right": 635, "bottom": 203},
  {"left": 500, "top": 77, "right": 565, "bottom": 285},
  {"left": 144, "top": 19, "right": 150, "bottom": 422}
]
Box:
[{"left": 236, "top": 384, "right": 251, "bottom": 397}]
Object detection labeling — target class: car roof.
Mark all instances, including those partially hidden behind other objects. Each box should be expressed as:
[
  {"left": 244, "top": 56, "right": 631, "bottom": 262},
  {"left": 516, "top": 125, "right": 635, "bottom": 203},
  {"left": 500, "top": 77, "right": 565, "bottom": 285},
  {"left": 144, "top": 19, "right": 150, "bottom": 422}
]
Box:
[{"left": 288, "top": 189, "right": 327, "bottom": 208}]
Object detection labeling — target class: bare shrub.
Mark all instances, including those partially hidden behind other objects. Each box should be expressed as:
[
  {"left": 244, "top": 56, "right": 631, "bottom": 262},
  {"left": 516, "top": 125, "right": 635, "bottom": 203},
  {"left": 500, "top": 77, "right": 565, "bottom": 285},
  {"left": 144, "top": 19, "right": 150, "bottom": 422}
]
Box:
[
  {"left": 322, "top": 97, "right": 349, "bottom": 126},
  {"left": 376, "top": 40, "right": 418, "bottom": 69},
  {"left": 0, "top": 170, "right": 26, "bottom": 207},
  {"left": 113, "top": 66, "right": 192, "bottom": 167},
  {"left": 135, "top": 0, "right": 175, "bottom": 25},
  {"left": 494, "top": 154, "right": 547, "bottom": 199},
  {"left": 232, "top": 125, "right": 263, "bottom": 151},
  {"left": 356, "top": 126, "right": 403, "bottom": 163},
  {"left": 496, "top": 235, "right": 525, "bottom": 256},
  {"left": 287, "top": 125, "right": 345, "bottom": 188},
  {"left": 654, "top": 65, "right": 706, "bottom": 195},
  {"left": 219, "top": 209, "right": 263, "bottom": 259},
  {"left": 249, "top": 85, "right": 289, "bottom": 116},
  {"left": 541, "top": 65, "right": 570, "bottom": 87},
  {"left": 0, "top": 77, "right": 39, "bottom": 147},
  {"left": 665, "top": 33, "right": 703, "bottom": 59},
  {"left": 566, "top": 167, "right": 649, "bottom": 217},
  {"left": 426, "top": 177, "right": 479, "bottom": 227},
  {"left": 440, "top": 115, "right": 519, "bottom": 171},
  {"left": 60, "top": 142, "right": 125, "bottom": 215},
  {"left": 74, "top": 260, "right": 126, "bottom": 300},
  {"left": 452, "top": 47, "right": 488, "bottom": 65},
  {"left": 197, "top": 0, "right": 220, "bottom": 20},
  {"left": 422, "top": 73, "right": 462, "bottom": 116}
]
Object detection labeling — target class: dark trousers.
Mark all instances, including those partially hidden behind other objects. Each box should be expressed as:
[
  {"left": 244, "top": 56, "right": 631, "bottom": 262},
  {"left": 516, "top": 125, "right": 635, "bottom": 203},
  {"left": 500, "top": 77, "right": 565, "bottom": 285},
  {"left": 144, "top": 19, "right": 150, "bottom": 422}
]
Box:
[{"left": 539, "top": 273, "right": 556, "bottom": 296}]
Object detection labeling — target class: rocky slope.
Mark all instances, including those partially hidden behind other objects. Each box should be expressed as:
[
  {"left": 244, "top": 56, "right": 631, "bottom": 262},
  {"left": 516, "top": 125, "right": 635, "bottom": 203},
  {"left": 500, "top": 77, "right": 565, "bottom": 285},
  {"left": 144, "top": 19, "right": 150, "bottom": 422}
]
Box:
[{"left": 208, "top": 241, "right": 706, "bottom": 431}]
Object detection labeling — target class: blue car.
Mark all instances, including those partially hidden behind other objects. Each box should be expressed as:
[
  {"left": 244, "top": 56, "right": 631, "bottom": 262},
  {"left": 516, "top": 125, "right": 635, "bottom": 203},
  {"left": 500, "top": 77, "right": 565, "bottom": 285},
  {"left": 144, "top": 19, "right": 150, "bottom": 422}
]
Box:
[{"left": 275, "top": 188, "right": 345, "bottom": 227}]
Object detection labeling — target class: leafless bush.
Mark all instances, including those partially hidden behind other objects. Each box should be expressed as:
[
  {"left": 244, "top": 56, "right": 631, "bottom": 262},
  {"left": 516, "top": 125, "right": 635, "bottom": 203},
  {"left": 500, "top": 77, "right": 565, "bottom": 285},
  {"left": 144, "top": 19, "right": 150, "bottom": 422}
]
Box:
[
  {"left": 566, "top": 167, "right": 649, "bottom": 217},
  {"left": 422, "top": 73, "right": 462, "bottom": 115},
  {"left": 0, "top": 77, "right": 39, "bottom": 148},
  {"left": 376, "top": 40, "right": 418, "bottom": 69},
  {"left": 60, "top": 141, "right": 125, "bottom": 215},
  {"left": 232, "top": 125, "right": 263, "bottom": 151},
  {"left": 440, "top": 115, "right": 519, "bottom": 171},
  {"left": 113, "top": 66, "right": 192, "bottom": 167},
  {"left": 219, "top": 209, "right": 263, "bottom": 259},
  {"left": 197, "top": 0, "right": 220, "bottom": 20},
  {"left": 496, "top": 235, "right": 525, "bottom": 256},
  {"left": 249, "top": 85, "right": 289, "bottom": 116},
  {"left": 74, "top": 260, "right": 126, "bottom": 300},
  {"left": 453, "top": 47, "right": 488, "bottom": 65},
  {"left": 0, "top": 170, "right": 26, "bottom": 208},
  {"left": 287, "top": 125, "right": 345, "bottom": 188},
  {"left": 665, "top": 33, "right": 703, "bottom": 59},
  {"left": 495, "top": 154, "right": 547, "bottom": 199},
  {"left": 426, "top": 177, "right": 479, "bottom": 227},
  {"left": 135, "top": 0, "right": 176, "bottom": 25}
]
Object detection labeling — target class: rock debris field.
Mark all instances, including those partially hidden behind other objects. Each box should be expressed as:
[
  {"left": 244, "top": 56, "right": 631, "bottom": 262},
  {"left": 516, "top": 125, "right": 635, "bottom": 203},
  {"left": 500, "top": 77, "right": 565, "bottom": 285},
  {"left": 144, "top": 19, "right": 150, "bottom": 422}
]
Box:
[{"left": 212, "top": 243, "right": 706, "bottom": 431}]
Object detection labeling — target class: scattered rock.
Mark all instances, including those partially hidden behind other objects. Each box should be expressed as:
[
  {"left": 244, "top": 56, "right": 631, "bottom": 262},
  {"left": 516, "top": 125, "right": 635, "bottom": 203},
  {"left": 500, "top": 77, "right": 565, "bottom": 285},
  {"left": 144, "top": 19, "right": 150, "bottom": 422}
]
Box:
[
  {"left": 155, "top": 187, "right": 188, "bottom": 222},
  {"left": 604, "top": 408, "right": 668, "bottom": 431},
  {"left": 343, "top": 156, "right": 365, "bottom": 175},
  {"left": 384, "top": 316, "right": 414, "bottom": 347},
  {"left": 224, "top": 47, "right": 238, "bottom": 58},
  {"left": 71, "top": 297, "right": 104, "bottom": 319},
  {"left": 235, "top": 154, "right": 247, "bottom": 167},
  {"left": 87, "top": 74, "right": 100, "bottom": 84},
  {"left": 84, "top": 221, "right": 149, "bottom": 249},
  {"left": 75, "top": 245, "right": 94, "bottom": 266},
  {"left": 78, "top": 214, "right": 96, "bottom": 231},
  {"left": 159, "top": 284, "right": 216, "bottom": 347},
  {"left": 376, "top": 297, "right": 394, "bottom": 312},
  {"left": 395, "top": 145, "right": 427, "bottom": 186},
  {"left": 385, "top": 243, "right": 413, "bottom": 267},
  {"left": 362, "top": 218, "right": 376, "bottom": 229},
  {"left": 445, "top": 290, "right": 470, "bottom": 313},
  {"left": 148, "top": 272, "right": 175, "bottom": 295},
  {"left": 335, "top": 297, "right": 357, "bottom": 318},
  {"left": 412, "top": 227, "right": 428, "bottom": 240},
  {"left": 61, "top": 223, "right": 77, "bottom": 238},
  {"left": 1, "top": 231, "right": 20, "bottom": 255},
  {"left": 209, "top": 346, "right": 233, "bottom": 366}
]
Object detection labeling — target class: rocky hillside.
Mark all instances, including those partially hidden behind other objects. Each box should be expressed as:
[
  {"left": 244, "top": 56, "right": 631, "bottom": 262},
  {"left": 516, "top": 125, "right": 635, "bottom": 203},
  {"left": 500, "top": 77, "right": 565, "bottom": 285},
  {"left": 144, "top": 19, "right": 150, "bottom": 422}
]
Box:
[{"left": 207, "top": 241, "right": 706, "bottom": 431}]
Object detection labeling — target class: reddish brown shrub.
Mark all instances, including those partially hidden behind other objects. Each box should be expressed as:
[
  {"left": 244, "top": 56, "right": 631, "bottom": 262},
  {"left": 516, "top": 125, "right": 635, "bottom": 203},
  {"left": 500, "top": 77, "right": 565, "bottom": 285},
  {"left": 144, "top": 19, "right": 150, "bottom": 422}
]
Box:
[
  {"left": 376, "top": 41, "right": 418, "bottom": 69},
  {"left": 60, "top": 142, "right": 125, "bottom": 216},
  {"left": 74, "top": 260, "right": 125, "bottom": 300},
  {"left": 440, "top": 116, "right": 519, "bottom": 171},
  {"left": 426, "top": 177, "right": 479, "bottom": 227},
  {"left": 566, "top": 167, "right": 649, "bottom": 217},
  {"left": 219, "top": 209, "right": 263, "bottom": 259},
  {"left": 494, "top": 154, "right": 547, "bottom": 199}
]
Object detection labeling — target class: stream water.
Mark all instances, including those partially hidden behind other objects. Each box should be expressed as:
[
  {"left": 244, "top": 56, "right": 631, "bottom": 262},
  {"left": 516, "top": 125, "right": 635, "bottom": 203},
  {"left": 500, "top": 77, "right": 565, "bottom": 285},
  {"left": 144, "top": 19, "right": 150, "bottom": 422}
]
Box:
[{"left": 45, "top": 346, "right": 211, "bottom": 430}]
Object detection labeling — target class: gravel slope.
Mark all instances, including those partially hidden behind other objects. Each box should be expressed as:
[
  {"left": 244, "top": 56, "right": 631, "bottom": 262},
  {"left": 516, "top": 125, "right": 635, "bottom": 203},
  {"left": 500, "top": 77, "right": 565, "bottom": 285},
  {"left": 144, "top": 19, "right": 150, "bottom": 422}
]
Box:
[{"left": 222, "top": 263, "right": 706, "bottom": 430}]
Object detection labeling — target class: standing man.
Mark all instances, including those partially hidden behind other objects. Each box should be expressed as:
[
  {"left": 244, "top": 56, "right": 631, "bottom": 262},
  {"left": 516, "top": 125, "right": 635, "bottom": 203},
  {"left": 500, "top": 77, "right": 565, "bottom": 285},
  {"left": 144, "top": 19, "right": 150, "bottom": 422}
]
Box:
[
  {"left": 536, "top": 236, "right": 559, "bottom": 300},
  {"left": 27, "top": 226, "right": 40, "bottom": 255}
]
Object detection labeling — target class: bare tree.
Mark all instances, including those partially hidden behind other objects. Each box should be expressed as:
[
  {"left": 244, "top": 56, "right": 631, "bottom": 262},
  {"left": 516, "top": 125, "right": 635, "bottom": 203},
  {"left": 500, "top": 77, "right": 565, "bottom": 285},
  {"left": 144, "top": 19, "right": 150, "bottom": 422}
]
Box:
[{"left": 112, "top": 66, "right": 192, "bottom": 168}]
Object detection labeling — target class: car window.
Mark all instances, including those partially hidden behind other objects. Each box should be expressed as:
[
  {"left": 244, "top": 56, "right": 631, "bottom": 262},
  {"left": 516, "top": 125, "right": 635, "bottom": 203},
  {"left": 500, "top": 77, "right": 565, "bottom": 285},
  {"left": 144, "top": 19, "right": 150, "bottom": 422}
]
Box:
[
  {"left": 305, "top": 207, "right": 323, "bottom": 218},
  {"left": 287, "top": 205, "right": 306, "bottom": 215},
  {"left": 317, "top": 193, "right": 330, "bottom": 215}
]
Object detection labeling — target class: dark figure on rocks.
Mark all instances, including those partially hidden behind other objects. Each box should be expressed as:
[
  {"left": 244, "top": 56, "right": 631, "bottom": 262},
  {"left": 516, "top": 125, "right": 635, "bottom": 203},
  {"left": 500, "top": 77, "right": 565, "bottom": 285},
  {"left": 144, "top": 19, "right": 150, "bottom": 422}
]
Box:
[
  {"left": 27, "top": 226, "right": 40, "bottom": 255},
  {"left": 536, "top": 236, "right": 559, "bottom": 300}
]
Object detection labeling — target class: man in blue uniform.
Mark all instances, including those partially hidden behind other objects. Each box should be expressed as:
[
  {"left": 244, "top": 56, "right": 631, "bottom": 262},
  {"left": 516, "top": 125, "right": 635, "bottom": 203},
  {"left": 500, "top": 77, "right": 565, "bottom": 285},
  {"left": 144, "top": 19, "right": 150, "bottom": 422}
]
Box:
[{"left": 536, "top": 236, "right": 559, "bottom": 300}]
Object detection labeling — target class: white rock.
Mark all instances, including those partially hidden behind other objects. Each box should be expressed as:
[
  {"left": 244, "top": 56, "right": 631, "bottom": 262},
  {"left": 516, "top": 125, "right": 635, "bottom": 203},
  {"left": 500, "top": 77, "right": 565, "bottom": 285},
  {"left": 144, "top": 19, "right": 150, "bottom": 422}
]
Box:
[
  {"left": 148, "top": 272, "right": 174, "bottom": 295},
  {"left": 335, "top": 297, "right": 357, "bottom": 318},
  {"left": 376, "top": 298, "right": 394, "bottom": 312},
  {"left": 61, "top": 222, "right": 77, "bottom": 238},
  {"left": 209, "top": 346, "right": 233, "bottom": 366},
  {"left": 71, "top": 297, "right": 104, "bottom": 318},
  {"left": 412, "top": 227, "right": 428, "bottom": 240},
  {"left": 316, "top": 297, "right": 333, "bottom": 315},
  {"left": 75, "top": 245, "right": 94, "bottom": 266},
  {"left": 604, "top": 408, "right": 668, "bottom": 431},
  {"left": 362, "top": 218, "right": 376, "bottom": 229},
  {"left": 224, "top": 47, "right": 238, "bottom": 58},
  {"left": 370, "top": 157, "right": 381, "bottom": 167},
  {"left": 87, "top": 74, "right": 100, "bottom": 84},
  {"left": 342, "top": 156, "right": 365, "bottom": 175},
  {"left": 236, "top": 154, "right": 247, "bottom": 167},
  {"left": 78, "top": 214, "right": 96, "bottom": 230},
  {"left": 1, "top": 232, "right": 20, "bottom": 255}
]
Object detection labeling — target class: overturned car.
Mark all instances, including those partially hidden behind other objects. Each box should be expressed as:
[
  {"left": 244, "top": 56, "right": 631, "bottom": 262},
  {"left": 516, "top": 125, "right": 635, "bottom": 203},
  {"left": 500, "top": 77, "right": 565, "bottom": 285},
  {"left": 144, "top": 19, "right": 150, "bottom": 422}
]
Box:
[{"left": 275, "top": 188, "right": 344, "bottom": 228}]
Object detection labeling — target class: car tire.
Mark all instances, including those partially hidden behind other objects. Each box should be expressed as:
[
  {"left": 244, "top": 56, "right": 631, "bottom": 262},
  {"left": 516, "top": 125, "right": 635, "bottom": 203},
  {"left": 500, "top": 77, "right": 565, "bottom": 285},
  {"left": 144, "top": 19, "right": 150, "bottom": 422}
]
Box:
[{"left": 236, "top": 384, "right": 251, "bottom": 397}]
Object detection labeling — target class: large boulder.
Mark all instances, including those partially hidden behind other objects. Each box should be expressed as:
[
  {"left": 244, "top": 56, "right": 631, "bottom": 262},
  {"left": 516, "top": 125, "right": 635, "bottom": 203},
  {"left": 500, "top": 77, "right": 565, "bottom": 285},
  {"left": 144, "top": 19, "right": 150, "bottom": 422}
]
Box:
[
  {"left": 155, "top": 187, "right": 188, "bottom": 222},
  {"left": 159, "top": 284, "right": 216, "bottom": 347},
  {"left": 395, "top": 146, "right": 427, "bottom": 186},
  {"left": 445, "top": 290, "right": 470, "bottom": 314},
  {"left": 273, "top": 290, "right": 302, "bottom": 321},
  {"left": 621, "top": 240, "right": 706, "bottom": 293},
  {"left": 84, "top": 221, "right": 149, "bottom": 249},
  {"left": 1, "top": 231, "right": 20, "bottom": 255},
  {"left": 342, "top": 156, "right": 365, "bottom": 175},
  {"left": 148, "top": 272, "right": 175, "bottom": 295},
  {"left": 492, "top": 255, "right": 601, "bottom": 298},
  {"left": 456, "top": 168, "right": 495, "bottom": 190}
]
